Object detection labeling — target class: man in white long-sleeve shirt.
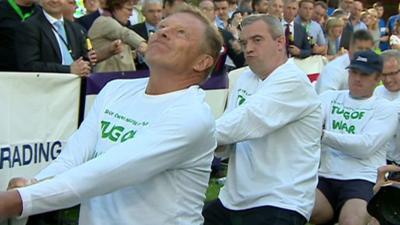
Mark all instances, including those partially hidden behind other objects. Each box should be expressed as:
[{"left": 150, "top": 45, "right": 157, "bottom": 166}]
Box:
[
  {"left": 315, "top": 30, "right": 374, "bottom": 94},
  {"left": 311, "top": 50, "right": 397, "bottom": 225},
  {"left": 0, "top": 7, "right": 223, "bottom": 225},
  {"left": 374, "top": 50, "right": 400, "bottom": 165},
  {"left": 202, "top": 14, "right": 322, "bottom": 225}
]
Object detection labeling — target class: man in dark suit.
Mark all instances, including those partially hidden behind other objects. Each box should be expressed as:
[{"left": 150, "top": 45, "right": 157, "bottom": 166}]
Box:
[
  {"left": 282, "top": 0, "right": 311, "bottom": 58},
  {"left": 130, "top": 0, "right": 163, "bottom": 70},
  {"left": 199, "top": 0, "right": 245, "bottom": 76},
  {"left": 0, "top": 0, "right": 39, "bottom": 71},
  {"left": 15, "top": 0, "right": 93, "bottom": 76}
]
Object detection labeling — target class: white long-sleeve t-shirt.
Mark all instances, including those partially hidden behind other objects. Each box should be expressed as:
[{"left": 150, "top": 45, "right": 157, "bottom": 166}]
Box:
[
  {"left": 216, "top": 59, "right": 323, "bottom": 220},
  {"left": 17, "top": 78, "right": 217, "bottom": 225},
  {"left": 315, "top": 53, "right": 350, "bottom": 94},
  {"left": 374, "top": 86, "right": 400, "bottom": 164},
  {"left": 319, "top": 90, "right": 397, "bottom": 182}
]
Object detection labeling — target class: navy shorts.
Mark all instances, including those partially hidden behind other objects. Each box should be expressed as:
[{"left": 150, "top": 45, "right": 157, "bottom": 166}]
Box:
[{"left": 317, "top": 177, "right": 374, "bottom": 218}]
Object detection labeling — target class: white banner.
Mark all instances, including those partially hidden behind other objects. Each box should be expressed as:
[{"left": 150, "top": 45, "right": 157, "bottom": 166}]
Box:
[{"left": 0, "top": 72, "right": 81, "bottom": 225}]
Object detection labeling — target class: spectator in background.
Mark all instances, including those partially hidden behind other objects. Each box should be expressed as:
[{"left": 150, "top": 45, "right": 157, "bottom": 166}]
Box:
[
  {"left": 0, "top": 7, "right": 223, "bottom": 225},
  {"left": 366, "top": 8, "right": 380, "bottom": 52},
  {"left": 316, "top": 30, "right": 374, "bottom": 94},
  {"left": 76, "top": 0, "right": 106, "bottom": 31},
  {"left": 338, "top": 0, "right": 353, "bottom": 16},
  {"left": 332, "top": 9, "right": 352, "bottom": 50},
  {"left": 84, "top": 0, "right": 101, "bottom": 14},
  {"left": 296, "top": 0, "right": 327, "bottom": 55},
  {"left": 162, "top": 0, "right": 186, "bottom": 17},
  {"left": 228, "top": 0, "right": 238, "bottom": 17},
  {"left": 348, "top": 1, "right": 367, "bottom": 31},
  {"left": 252, "top": 0, "right": 268, "bottom": 14},
  {"left": 282, "top": 0, "right": 312, "bottom": 59},
  {"left": 227, "top": 10, "right": 243, "bottom": 39},
  {"left": 267, "top": 0, "right": 284, "bottom": 19},
  {"left": 237, "top": 0, "right": 253, "bottom": 15},
  {"left": 373, "top": 2, "right": 389, "bottom": 51},
  {"left": 88, "top": 0, "right": 147, "bottom": 72},
  {"left": 325, "top": 17, "right": 347, "bottom": 61},
  {"left": 311, "top": 50, "right": 397, "bottom": 225},
  {"left": 214, "top": 0, "right": 230, "bottom": 29},
  {"left": 131, "top": 0, "right": 163, "bottom": 70},
  {"left": 332, "top": 8, "right": 349, "bottom": 25},
  {"left": 389, "top": 21, "right": 400, "bottom": 50},
  {"left": 199, "top": 0, "right": 245, "bottom": 75},
  {"left": 0, "top": 0, "right": 39, "bottom": 71},
  {"left": 374, "top": 50, "right": 400, "bottom": 166},
  {"left": 387, "top": 3, "right": 400, "bottom": 36},
  {"left": 312, "top": 1, "right": 327, "bottom": 28},
  {"left": 14, "top": 0, "right": 97, "bottom": 75},
  {"left": 327, "top": 0, "right": 338, "bottom": 16},
  {"left": 203, "top": 14, "right": 322, "bottom": 225}
]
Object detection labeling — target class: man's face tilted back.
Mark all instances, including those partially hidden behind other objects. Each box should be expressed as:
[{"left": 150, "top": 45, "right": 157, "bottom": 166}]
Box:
[{"left": 145, "top": 12, "right": 207, "bottom": 72}]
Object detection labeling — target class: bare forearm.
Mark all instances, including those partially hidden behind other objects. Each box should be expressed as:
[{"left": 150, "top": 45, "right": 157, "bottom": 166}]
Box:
[{"left": 0, "top": 190, "right": 23, "bottom": 219}]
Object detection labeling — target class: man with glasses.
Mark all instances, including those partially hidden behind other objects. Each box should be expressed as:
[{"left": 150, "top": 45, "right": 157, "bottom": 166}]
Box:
[
  {"left": 311, "top": 50, "right": 397, "bottom": 225},
  {"left": 374, "top": 50, "right": 400, "bottom": 166}
]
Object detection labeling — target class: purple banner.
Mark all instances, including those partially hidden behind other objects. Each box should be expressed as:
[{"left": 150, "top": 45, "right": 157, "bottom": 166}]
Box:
[{"left": 85, "top": 70, "right": 228, "bottom": 95}]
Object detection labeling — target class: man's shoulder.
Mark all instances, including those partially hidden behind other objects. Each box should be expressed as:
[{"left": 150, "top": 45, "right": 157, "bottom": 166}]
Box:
[
  {"left": 319, "top": 90, "right": 346, "bottom": 101},
  {"left": 23, "top": 10, "right": 45, "bottom": 26},
  {"left": 236, "top": 67, "right": 256, "bottom": 82},
  {"left": 310, "top": 20, "right": 323, "bottom": 30},
  {"left": 104, "top": 78, "right": 148, "bottom": 92},
  {"left": 274, "top": 59, "right": 307, "bottom": 79},
  {"left": 130, "top": 21, "right": 145, "bottom": 29},
  {"left": 96, "top": 78, "right": 148, "bottom": 100},
  {"left": 325, "top": 54, "right": 349, "bottom": 68},
  {"left": 65, "top": 19, "right": 86, "bottom": 35},
  {"left": 388, "top": 15, "right": 400, "bottom": 22}
]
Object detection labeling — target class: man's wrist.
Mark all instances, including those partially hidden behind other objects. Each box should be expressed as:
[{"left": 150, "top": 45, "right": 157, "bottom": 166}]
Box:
[{"left": 0, "top": 190, "right": 23, "bottom": 218}]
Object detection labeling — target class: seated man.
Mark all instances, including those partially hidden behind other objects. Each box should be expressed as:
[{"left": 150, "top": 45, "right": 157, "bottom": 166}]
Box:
[
  {"left": 0, "top": 6, "right": 223, "bottom": 225},
  {"left": 374, "top": 50, "right": 400, "bottom": 165},
  {"left": 315, "top": 30, "right": 374, "bottom": 94},
  {"left": 311, "top": 50, "right": 398, "bottom": 225},
  {"left": 203, "top": 14, "right": 322, "bottom": 225}
]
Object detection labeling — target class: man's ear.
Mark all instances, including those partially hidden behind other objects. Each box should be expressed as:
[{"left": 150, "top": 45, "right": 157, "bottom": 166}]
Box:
[
  {"left": 275, "top": 35, "right": 286, "bottom": 52},
  {"left": 193, "top": 54, "right": 215, "bottom": 73}
]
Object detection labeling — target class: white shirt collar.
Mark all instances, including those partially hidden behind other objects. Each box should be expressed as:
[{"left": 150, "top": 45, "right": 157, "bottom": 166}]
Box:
[
  {"left": 282, "top": 19, "right": 294, "bottom": 27},
  {"left": 42, "top": 9, "right": 64, "bottom": 25}
]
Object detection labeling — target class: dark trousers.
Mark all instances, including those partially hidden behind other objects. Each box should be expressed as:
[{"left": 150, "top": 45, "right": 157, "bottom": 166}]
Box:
[{"left": 203, "top": 199, "right": 307, "bottom": 225}]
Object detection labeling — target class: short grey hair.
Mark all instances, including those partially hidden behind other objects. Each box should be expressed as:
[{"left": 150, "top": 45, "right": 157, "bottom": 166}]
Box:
[
  {"left": 240, "top": 14, "right": 284, "bottom": 39},
  {"left": 381, "top": 50, "right": 400, "bottom": 69},
  {"left": 143, "top": 0, "right": 163, "bottom": 10}
]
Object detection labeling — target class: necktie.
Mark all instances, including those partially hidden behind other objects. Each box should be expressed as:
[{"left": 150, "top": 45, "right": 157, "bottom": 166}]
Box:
[
  {"left": 285, "top": 23, "right": 291, "bottom": 56},
  {"left": 54, "top": 21, "right": 73, "bottom": 65}
]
